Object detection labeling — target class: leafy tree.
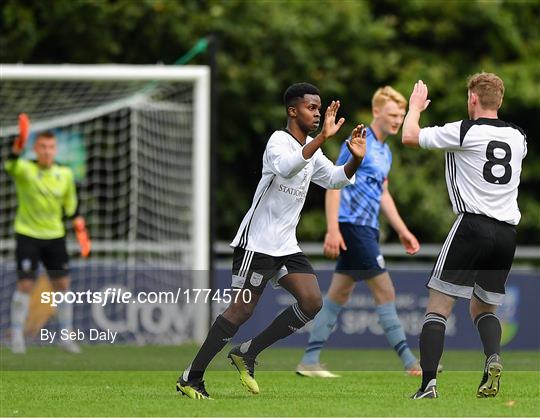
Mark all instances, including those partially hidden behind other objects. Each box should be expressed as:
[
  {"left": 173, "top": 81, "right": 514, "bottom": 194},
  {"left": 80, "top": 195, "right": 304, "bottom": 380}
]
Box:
[{"left": 1, "top": 0, "right": 538, "bottom": 243}]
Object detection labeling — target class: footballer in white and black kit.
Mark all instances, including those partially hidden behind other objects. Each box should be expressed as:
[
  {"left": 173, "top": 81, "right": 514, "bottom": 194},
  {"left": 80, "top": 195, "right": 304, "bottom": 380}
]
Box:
[
  {"left": 403, "top": 74, "right": 527, "bottom": 400},
  {"left": 419, "top": 117, "right": 526, "bottom": 305},
  {"left": 230, "top": 128, "right": 356, "bottom": 294},
  {"left": 176, "top": 82, "right": 367, "bottom": 399}
]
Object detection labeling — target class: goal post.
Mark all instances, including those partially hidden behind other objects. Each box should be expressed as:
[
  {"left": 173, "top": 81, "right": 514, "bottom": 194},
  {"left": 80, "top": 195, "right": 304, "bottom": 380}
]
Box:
[{"left": 0, "top": 64, "right": 211, "bottom": 344}]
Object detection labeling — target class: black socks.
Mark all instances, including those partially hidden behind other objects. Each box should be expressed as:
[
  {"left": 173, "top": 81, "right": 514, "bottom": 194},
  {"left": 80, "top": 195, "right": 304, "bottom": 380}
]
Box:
[
  {"left": 186, "top": 315, "right": 239, "bottom": 381},
  {"left": 474, "top": 312, "right": 501, "bottom": 358},
  {"left": 419, "top": 312, "right": 447, "bottom": 390},
  {"left": 240, "top": 303, "right": 312, "bottom": 357}
]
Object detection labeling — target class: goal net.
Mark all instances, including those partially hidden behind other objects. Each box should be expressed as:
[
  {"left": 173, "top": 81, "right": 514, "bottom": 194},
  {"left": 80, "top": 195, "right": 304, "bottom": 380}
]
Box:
[{"left": 0, "top": 65, "right": 210, "bottom": 344}]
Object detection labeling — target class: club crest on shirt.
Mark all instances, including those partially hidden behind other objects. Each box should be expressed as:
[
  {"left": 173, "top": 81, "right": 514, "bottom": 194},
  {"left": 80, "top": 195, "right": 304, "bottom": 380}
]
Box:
[{"left": 250, "top": 272, "right": 264, "bottom": 287}]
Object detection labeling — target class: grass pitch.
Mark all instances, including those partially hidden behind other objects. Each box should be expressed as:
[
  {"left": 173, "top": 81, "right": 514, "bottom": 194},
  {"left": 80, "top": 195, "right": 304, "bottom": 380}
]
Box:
[{"left": 1, "top": 344, "right": 539, "bottom": 417}]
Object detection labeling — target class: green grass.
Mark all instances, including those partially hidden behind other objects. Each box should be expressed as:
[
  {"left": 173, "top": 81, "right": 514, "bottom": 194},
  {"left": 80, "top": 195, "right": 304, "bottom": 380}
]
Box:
[{"left": 1, "top": 345, "right": 539, "bottom": 417}]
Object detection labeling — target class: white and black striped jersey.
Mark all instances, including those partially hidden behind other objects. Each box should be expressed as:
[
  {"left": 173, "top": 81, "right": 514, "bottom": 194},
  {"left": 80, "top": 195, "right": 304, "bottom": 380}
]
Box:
[
  {"left": 419, "top": 118, "right": 527, "bottom": 225},
  {"left": 230, "top": 129, "right": 355, "bottom": 256}
]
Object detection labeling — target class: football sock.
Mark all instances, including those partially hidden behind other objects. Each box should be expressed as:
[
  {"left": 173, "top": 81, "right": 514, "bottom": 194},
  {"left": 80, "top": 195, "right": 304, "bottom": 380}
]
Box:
[
  {"left": 186, "top": 315, "right": 238, "bottom": 381},
  {"left": 376, "top": 301, "right": 418, "bottom": 369},
  {"left": 301, "top": 296, "right": 342, "bottom": 365},
  {"left": 419, "top": 312, "right": 447, "bottom": 390},
  {"left": 241, "top": 303, "right": 313, "bottom": 357},
  {"left": 56, "top": 293, "right": 74, "bottom": 332},
  {"left": 474, "top": 312, "right": 501, "bottom": 358},
  {"left": 11, "top": 290, "right": 30, "bottom": 339}
]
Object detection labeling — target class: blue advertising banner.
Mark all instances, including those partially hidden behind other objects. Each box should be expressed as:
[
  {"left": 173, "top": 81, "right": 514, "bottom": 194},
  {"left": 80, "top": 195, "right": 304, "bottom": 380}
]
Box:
[
  {"left": 213, "top": 267, "right": 540, "bottom": 350},
  {"left": 1, "top": 264, "right": 538, "bottom": 349}
]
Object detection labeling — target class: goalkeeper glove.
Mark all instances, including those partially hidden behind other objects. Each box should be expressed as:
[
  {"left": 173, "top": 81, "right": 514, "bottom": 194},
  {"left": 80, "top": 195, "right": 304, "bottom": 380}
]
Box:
[
  {"left": 73, "top": 216, "right": 91, "bottom": 258},
  {"left": 13, "top": 113, "right": 30, "bottom": 153}
]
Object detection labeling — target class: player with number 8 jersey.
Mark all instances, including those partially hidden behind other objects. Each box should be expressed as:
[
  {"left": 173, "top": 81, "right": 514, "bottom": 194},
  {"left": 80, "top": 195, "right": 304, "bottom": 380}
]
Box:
[
  {"left": 402, "top": 73, "right": 527, "bottom": 400},
  {"left": 418, "top": 112, "right": 525, "bottom": 226}
]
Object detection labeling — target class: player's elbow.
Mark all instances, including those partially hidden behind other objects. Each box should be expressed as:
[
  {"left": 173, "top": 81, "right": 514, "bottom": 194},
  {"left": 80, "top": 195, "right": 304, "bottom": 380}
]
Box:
[
  {"left": 65, "top": 207, "right": 77, "bottom": 219},
  {"left": 325, "top": 178, "right": 344, "bottom": 190},
  {"left": 329, "top": 180, "right": 351, "bottom": 190},
  {"left": 401, "top": 132, "right": 419, "bottom": 147}
]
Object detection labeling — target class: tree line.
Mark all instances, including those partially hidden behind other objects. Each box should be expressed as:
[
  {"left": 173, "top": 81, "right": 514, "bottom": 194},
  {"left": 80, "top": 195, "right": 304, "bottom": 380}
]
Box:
[{"left": 2, "top": 0, "right": 539, "bottom": 244}]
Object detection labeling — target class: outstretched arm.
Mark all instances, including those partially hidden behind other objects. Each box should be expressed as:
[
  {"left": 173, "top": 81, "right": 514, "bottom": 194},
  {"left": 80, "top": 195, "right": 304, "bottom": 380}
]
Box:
[
  {"left": 380, "top": 181, "right": 420, "bottom": 255},
  {"left": 343, "top": 124, "right": 367, "bottom": 178},
  {"left": 12, "top": 113, "right": 30, "bottom": 155},
  {"left": 402, "top": 80, "right": 431, "bottom": 147},
  {"left": 310, "top": 125, "right": 366, "bottom": 189},
  {"left": 5, "top": 114, "right": 31, "bottom": 176},
  {"left": 268, "top": 100, "right": 346, "bottom": 179},
  {"left": 302, "top": 100, "right": 345, "bottom": 160}
]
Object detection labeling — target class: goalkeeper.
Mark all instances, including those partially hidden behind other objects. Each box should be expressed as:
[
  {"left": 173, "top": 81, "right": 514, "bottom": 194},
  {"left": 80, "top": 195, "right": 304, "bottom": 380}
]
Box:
[{"left": 5, "top": 115, "right": 91, "bottom": 354}]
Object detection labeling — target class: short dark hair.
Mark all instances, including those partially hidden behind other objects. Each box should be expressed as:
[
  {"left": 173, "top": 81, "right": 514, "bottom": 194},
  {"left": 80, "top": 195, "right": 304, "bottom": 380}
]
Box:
[
  {"left": 283, "top": 82, "right": 320, "bottom": 108},
  {"left": 35, "top": 131, "right": 56, "bottom": 141}
]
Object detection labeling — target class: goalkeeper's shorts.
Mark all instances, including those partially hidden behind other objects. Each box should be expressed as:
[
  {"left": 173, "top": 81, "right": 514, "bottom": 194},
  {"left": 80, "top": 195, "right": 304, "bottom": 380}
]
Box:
[{"left": 16, "top": 233, "right": 69, "bottom": 280}]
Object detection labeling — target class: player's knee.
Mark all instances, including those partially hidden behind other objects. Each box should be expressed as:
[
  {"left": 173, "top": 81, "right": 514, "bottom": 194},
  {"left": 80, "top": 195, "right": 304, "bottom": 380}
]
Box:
[
  {"left": 469, "top": 298, "right": 495, "bottom": 321},
  {"left": 223, "top": 300, "right": 255, "bottom": 325},
  {"left": 331, "top": 287, "right": 353, "bottom": 304},
  {"left": 372, "top": 284, "right": 395, "bottom": 304},
  {"left": 51, "top": 276, "right": 70, "bottom": 292},
  {"left": 298, "top": 292, "right": 323, "bottom": 318},
  {"left": 371, "top": 290, "right": 394, "bottom": 305}
]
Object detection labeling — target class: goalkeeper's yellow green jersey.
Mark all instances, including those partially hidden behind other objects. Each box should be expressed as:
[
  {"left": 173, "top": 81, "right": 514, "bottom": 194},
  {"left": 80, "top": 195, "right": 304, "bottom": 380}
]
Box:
[{"left": 4, "top": 158, "right": 77, "bottom": 239}]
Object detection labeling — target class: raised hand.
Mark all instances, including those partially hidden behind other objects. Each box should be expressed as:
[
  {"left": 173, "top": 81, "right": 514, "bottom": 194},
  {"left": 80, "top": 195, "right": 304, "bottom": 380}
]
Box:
[
  {"left": 320, "top": 100, "right": 345, "bottom": 140},
  {"left": 346, "top": 124, "right": 367, "bottom": 159},
  {"left": 13, "top": 113, "right": 30, "bottom": 154},
  {"left": 409, "top": 80, "right": 431, "bottom": 113}
]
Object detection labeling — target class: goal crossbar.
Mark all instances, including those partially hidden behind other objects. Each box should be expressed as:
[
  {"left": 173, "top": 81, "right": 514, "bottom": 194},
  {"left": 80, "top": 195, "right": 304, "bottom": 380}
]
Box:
[{"left": 1, "top": 64, "right": 209, "bottom": 81}]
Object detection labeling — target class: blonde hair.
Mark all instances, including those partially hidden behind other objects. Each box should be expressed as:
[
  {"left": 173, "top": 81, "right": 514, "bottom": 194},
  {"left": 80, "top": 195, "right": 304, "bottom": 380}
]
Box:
[
  {"left": 467, "top": 72, "right": 504, "bottom": 110},
  {"left": 372, "top": 86, "right": 407, "bottom": 110}
]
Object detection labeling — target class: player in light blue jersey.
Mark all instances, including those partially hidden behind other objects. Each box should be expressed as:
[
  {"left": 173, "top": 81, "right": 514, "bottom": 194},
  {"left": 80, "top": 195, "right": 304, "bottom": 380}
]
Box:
[{"left": 297, "top": 86, "right": 425, "bottom": 377}]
